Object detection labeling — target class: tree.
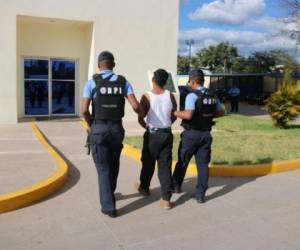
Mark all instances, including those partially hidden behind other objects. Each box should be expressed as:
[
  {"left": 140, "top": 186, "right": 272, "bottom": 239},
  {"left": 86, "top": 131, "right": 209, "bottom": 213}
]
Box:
[
  {"left": 278, "top": 1, "right": 300, "bottom": 67},
  {"left": 177, "top": 55, "right": 189, "bottom": 75},
  {"left": 231, "top": 56, "right": 249, "bottom": 73},
  {"left": 191, "top": 56, "right": 201, "bottom": 69},
  {"left": 283, "top": 0, "right": 300, "bottom": 13},
  {"left": 265, "top": 68, "right": 300, "bottom": 128},
  {"left": 232, "top": 50, "right": 298, "bottom": 73},
  {"left": 177, "top": 55, "right": 201, "bottom": 74},
  {"left": 231, "top": 52, "right": 276, "bottom": 73},
  {"left": 270, "top": 49, "right": 299, "bottom": 69},
  {"left": 196, "top": 42, "right": 238, "bottom": 72},
  {"left": 246, "top": 52, "right": 277, "bottom": 73}
]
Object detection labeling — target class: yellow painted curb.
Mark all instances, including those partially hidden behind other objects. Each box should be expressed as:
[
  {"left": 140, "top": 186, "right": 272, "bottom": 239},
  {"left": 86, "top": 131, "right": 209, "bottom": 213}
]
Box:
[
  {"left": 122, "top": 143, "right": 300, "bottom": 177},
  {"left": 80, "top": 120, "right": 300, "bottom": 177},
  {"left": 80, "top": 120, "right": 89, "bottom": 130},
  {"left": 0, "top": 123, "right": 68, "bottom": 213},
  {"left": 123, "top": 144, "right": 142, "bottom": 162}
]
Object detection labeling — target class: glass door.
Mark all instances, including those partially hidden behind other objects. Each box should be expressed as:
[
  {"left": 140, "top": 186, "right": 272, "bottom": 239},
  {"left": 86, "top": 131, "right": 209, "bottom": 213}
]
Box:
[
  {"left": 51, "top": 59, "right": 76, "bottom": 115},
  {"left": 24, "top": 58, "right": 76, "bottom": 117},
  {"left": 24, "top": 59, "right": 49, "bottom": 115}
]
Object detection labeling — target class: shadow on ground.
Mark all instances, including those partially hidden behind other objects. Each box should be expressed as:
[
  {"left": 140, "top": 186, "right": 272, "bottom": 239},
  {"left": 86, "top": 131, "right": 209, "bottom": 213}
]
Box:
[
  {"left": 173, "top": 176, "right": 257, "bottom": 207},
  {"left": 39, "top": 132, "right": 81, "bottom": 202},
  {"left": 116, "top": 188, "right": 162, "bottom": 216},
  {"left": 117, "top": 176, "right": 257, "bottom": 216}
]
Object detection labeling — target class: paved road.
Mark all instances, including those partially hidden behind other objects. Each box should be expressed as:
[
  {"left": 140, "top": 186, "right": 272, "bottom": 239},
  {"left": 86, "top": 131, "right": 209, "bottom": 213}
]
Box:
[{"left": 1, "top": 121, "right": 300, "bottom": 250}]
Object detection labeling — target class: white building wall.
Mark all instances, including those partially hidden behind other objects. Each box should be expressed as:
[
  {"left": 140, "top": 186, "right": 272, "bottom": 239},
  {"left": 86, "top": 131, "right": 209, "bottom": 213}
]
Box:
[
  {"left": 0, "top": 12, "right": 17, "bottom": 123},
  {"left": 0, "top": 0, "right": 179, "bottom": 123}
]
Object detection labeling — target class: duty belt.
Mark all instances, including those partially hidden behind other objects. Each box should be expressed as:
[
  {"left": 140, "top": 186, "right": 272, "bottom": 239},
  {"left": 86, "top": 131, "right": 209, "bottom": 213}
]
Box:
[
  {"left": 147, "top": 127, "right": 172, "bottom": 133},
  {"left": 93, "top": 119, "right": 122, "bottom": 124}
]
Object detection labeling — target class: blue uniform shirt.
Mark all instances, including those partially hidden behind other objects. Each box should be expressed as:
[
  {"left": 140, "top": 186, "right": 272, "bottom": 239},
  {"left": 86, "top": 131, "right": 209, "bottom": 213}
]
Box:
[
  {"left": 228, "top": 87, "right": 240, "bottom": 97},
  {"left": 83, "top": 70, "right": 134, "bottom": 99},
  {"left": 185, "top": 86, "right": 222, "bottom": 112}
]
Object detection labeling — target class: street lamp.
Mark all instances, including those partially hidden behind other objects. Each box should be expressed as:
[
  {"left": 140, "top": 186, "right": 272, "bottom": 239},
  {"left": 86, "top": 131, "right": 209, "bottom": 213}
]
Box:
[{"left": 185, "top": 39, "right": 195, "bottom": 71}]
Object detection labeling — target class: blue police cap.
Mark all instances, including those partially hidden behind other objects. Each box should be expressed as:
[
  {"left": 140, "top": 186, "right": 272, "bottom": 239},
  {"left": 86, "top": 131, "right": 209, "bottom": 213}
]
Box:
[
  {"left": 98, "top": 51, "right": 114, "bottom": 62},
  {"left": 189, "top": 69, "right": 204, "bottom": 78}
]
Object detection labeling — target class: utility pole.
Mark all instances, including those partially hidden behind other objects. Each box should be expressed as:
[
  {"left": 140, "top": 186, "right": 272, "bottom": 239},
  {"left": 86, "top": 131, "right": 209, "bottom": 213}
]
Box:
[{"left": 185, "top": 39, "right": 195, "bottom": 72}]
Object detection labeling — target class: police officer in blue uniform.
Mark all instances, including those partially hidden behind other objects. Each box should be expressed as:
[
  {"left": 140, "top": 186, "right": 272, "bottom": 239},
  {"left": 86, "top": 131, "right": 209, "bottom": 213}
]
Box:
[
  {"left": 228, "top": 83, "right": 240, "bottom": 113},
  {"left": 172, "top": 69, "right": 224, "bottom": 203},
  {"left": 82, "top": 51, "right": 140, "bottom": 217}
]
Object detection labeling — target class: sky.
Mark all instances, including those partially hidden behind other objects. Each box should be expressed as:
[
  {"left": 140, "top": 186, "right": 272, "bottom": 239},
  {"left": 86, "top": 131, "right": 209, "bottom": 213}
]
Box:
[{"left": 179, "top": 0, "right": 299, "bottom": 57}]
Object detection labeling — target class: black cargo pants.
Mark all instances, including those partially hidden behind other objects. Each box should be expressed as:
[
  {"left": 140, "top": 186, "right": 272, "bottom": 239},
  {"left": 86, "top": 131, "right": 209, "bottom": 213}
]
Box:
[
  {"left": 140, "top": 129, "right": 173, "bottom": 201},
  {"left": 172, "top": 129, "right": 212, "bottom": 199},
  {"left": 230, "top": 96, "right": 239, "bottom": 112},
  {"left": 90, "top": 121, "right": 124, "bottom": 213}
]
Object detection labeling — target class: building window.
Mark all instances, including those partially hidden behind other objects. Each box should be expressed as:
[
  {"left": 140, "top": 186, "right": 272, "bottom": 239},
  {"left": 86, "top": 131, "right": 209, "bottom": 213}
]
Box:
[{"left": 24, "top": 58, "right": 76, "bottom": 116}]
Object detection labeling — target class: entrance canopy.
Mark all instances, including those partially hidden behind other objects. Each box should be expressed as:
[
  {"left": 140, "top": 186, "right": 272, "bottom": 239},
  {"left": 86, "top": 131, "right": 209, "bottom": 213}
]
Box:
[{"left": 17, "top": 16, "right": 93, "bottom": 118}]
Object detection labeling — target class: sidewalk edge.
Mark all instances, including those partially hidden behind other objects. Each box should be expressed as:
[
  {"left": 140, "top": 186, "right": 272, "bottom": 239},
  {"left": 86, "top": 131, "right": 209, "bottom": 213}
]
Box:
[
  {"left": 0, "top": 122, "right": 68, "bottom": 213},
  {"left": 122, "top": 144, "right": 300, "bottom": 177}
]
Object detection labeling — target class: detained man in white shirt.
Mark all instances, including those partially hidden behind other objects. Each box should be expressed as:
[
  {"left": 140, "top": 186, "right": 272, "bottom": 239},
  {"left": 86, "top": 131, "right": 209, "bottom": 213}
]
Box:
[{"left": 135, "top": 69, "right": 177, "bottom": 209}]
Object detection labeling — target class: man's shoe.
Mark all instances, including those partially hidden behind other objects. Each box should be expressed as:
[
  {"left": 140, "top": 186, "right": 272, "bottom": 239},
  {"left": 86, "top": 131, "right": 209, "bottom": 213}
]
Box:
[
  {"left": 192, "top": 196, "right": 205, "bottom": 204},
  {"left": 101, "top": 209, "right": 117, "bottom": 218},
  {"left": 134, "top": 182, "right": 150, "bottom": 196},
  {"left": 160, "top": 199, "right": 171, "bottom": 210}
]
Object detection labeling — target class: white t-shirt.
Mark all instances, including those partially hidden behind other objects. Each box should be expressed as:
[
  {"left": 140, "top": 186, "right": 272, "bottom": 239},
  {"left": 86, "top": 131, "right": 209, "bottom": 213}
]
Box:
[{"left": 146, "top": 90, "right": 173, "bottom": 129}]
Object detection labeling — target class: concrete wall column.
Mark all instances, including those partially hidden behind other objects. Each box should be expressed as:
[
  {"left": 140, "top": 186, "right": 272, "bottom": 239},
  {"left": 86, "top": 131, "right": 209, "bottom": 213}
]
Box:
[{"left": 0, "top": 14, "right": 18, "bottom": 123}]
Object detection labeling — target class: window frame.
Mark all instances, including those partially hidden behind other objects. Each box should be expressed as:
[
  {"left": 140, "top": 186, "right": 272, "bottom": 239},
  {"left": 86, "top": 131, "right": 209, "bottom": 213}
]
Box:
[{"left": 22, "top": 56, "right": 79, "bottom": 117}]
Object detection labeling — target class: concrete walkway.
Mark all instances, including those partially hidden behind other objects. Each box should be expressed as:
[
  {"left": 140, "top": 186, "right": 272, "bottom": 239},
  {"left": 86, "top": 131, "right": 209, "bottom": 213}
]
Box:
[
  {"left": 0, "top": 123, "right": 56, "bottom": 194},
  {"left": 1, "top": 120, "right": 300, "bottom": 250}
]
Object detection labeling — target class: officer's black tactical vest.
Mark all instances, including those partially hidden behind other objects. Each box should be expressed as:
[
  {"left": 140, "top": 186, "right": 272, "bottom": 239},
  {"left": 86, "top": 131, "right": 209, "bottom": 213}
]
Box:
[
  {"left": 181, "top": 87, "right": 217, "bottom": 131},
  {"left": 179, "top": 85, "right": 191, "bottom": 111},
  {"left": 91, "top": 74, "right": 126, "bottom": 121}
]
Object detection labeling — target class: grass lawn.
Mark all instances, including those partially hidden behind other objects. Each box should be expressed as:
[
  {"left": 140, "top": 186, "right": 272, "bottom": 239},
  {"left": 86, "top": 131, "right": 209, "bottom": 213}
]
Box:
[{"left": 124, "top": 115, "right": 300, "bottom": 166}]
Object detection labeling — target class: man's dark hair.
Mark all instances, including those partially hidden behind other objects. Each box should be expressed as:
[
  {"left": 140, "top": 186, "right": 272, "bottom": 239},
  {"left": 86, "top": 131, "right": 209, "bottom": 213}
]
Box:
[
  {"left": 153, "top": 69, "right": 169, "bottom": 88},
  {"left": 98, "top": 51, "right": 114, "bottom": 62},
  {"left": 189, "top": 69, "right": 205, "bottom": 85},
  {"left": 98, "top": 51, "right": 115, "bottom": 69}
]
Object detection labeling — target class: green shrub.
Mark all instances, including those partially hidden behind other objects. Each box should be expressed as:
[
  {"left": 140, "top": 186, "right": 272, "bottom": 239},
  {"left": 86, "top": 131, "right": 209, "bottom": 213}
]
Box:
[{"left": 265, "top": 68, "right": 300, "bottom": 128}]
